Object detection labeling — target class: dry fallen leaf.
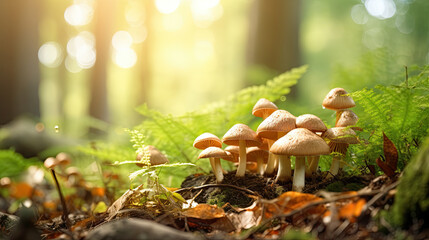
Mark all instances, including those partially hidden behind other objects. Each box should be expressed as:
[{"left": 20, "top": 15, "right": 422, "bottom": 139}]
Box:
[
  {"left": 338, "top": 198, "right": 366, "bottom": 223},
  {"left": 376, "top": 133, "right": 398, "bottom": 178},
  {"left": 9, "top": 182, "right": 34, "bottom": 199},
  {"left": 182, "top": 204, "right": 225, "bottom": 219}
]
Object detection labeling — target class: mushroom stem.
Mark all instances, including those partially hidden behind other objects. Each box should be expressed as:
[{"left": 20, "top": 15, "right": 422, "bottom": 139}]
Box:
[
  {"left": 292, "top": 156, "right": 306, "bottom": 192},
  {"left": 274, "top": 155, "right": 291, "bottom": 182},
  {"left": 264, "top": 139, "right": 277, "bottom": 176},
  {"left": 214, "top": 158, "right": 224, "bottom": 183},
  {"left": 257, "top": 157, "right": 264, "bottom": 175},
  {"left": 335, "top": 110, "right": 342, "bottom": 126},
  {"left": 306, "top": 156, "right": 320, "bottom": 177},
  {"left": 326, "top": 155, "right": 342, "bottom": 179},
  {"left": 236, "top": 140, "right": 247, "bottom": 177},
  {"left": 209, "top": 157, "right": 216, "bottom": 173},
  {"left": 50, "top": 169, "right": 71, "bottom": 228}
]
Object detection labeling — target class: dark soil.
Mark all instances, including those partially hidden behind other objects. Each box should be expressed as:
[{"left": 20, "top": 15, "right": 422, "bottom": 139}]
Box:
[{"left": 180, "top": 170, "right": 374, "bottom": 208}]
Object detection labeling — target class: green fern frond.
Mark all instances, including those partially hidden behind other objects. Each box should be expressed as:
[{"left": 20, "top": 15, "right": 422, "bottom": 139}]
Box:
[{"left": 0, "top": 150, "right": 40, "bottom": 178}]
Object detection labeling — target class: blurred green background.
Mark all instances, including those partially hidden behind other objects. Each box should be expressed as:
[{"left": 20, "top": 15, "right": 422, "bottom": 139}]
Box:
[{"left": 0, "top": 0, "right": 428, "bottom": 142}]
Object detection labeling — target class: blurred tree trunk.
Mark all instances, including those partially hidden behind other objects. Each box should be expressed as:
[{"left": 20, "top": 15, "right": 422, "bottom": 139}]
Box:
[
  {"left": 246, "top": 0, "right": 301, "bottom": 97},
  {"left": 89, "top": 0, "right": 116, "bottom": 133},
  {"left": 0, "top": 0, "right": 40, "bottom": 125}
]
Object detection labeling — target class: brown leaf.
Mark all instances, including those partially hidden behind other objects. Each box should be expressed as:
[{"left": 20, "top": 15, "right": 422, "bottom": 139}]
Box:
[
  {"left": 182, "top": 204, "right": 225, "bottom": 219},
  {"left": 376, "top": 157, "right": 395, "bottom": 178},
  {"left": 338, "top": 198, "right": 366, "bottom": 223},
  {"left": 264, "top": 192, "right": 325, "bottom": 219},
  {"left": 8, "top": 182, "right": 33, "bottom": 199},
  {"left": 383, "top": 133, "right": 398, "bottom": 170}
]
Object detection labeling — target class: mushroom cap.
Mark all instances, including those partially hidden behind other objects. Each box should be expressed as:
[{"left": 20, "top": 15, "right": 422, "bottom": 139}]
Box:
[
  {"left": 259, "top": 138, "right": 270, "bottom": 151},
  {"left": 257, "top": 110, "right": 296, "bottom": 140},
  {"left": 224, "top": 145, "right": 239, "bottom": 162},
  {"left": 222, "top": 124, "right": 261, "bottom": 147},
  {"left": 322, "top": 127, "right": 359, "bottom": 144},
  {"left": 336, "top": 110, "right": 359, "bottom": 127},
  {"left": 56, "top": 152, "right": 71, "bottom": 165},
  {"left": 66, "top": 167, "right": 81, "bottom": 176},
  {"left": 137, "top": 145, "right": 169, "bottom": 166},
  {"left": 270, "top": 128, "right": 330, "bottom": 156},
  {"left": 246, "top": 147, "right": 269, "bottom": 163},
  {"left": 252, "top": 98, "right": 278, "bottom": 118},
  {"left": 198, "top": 147, "right": 233, "bottom": 161},
  {"left": 193, "top": 133, "right": 222, "bottom": 150},
  {"left": 296, "top": 114, "right": 327, "bottom": 133},
  {"left": 322, "top": 88, "right": 355, "bottom": 110},
  {"left": 44, "top": 157, "right": 59, "bottom": 169}
]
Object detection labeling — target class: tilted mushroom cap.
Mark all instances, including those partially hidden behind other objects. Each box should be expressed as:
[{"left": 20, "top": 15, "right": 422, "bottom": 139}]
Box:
[
  {"left": 246, "top": 147, "right": 269, "bottom": 163},
  {"left": 137, "top": 145, "right": 169, "bottom": 166},
  {"left": 198, "top": 147, "right": 233, "bottom": 161},
  {"left": 296, "top": 114, "right": 327, "bottom": 133},
  {"left": 270, "top": 128, "right": 330, "bottom": 156},
  {"left": 257, "top": 110, "right": 296, "bottom": 140},
  {"left": 322, "top": 127, "right": 359, "bottom": 144},
  {"left": 224, "top": 145, "right": 239, "bottom": 162},
  {"left": 56, "top": 152, "right": 71, "bottom": 166},
  {"left": 252, "top": 98, "right": 278, "bottom": 118},
  {"left": 193, "top": 133, "right": 222, "bottom": 150},
  {"left": 336, "top": 110, "right": 359, "bottom": 127},
  {"left": 44, "top": 157, "right": 60, "bottom": 169},
  {"left": 222, "top": 124, "right": 261, "bottom": 147},
  {"left": 322, "top": 88, "right": 355, "bottom": 110}
]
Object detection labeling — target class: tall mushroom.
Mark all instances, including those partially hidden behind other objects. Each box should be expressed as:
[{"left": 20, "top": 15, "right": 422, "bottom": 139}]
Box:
[
  {"left": 222, "top": 124, "right": 261, "bottom": 177},
  {"left": 193, "top": 133, "right": 223, "bottom": 173},
  {"left": 322, "top": 127, "right": 359, "bottom": 179},
  {"left": 295, "top": 114, "right": 328, "bottom": 177},
  {"left": 322, "top": 88, "right": 355, "bottom": 125},
  {"left": 256, "top": 110, "right": 296, "bottom": 176},
  {"left": 271, "top": 128, "right": 330, "bottom": 191},
  {"left": 252, "top": 98, "right": 278, "bottom": 120},
  {"left": 247, "top": 146, "right": 269, "bottom": 175},
  {"left": 198, "top": 147, "right": 232, "bottom": 183}
]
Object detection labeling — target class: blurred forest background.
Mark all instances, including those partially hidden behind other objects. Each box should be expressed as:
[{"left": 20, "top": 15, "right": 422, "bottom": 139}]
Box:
[{"left": 0, "top": 0, "right": 428, "bottom": 146}]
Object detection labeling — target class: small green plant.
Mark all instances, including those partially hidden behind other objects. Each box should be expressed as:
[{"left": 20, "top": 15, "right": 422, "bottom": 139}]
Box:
[{"left": 0, "top": 150, "right": 39, "bottom": 179}]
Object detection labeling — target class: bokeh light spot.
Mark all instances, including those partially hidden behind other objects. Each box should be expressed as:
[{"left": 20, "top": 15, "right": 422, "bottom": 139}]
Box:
[
  {"left": 351, "top": 4, "right": 368, "bottom": 24},
  {"left": 155, "top": 0, "right": 181, "bottom": 14},
  {"left": 112, "top": 31, "right": 133, "bottom": 50},
  {"left": 64, "top": 3, "right": 93, "bottom": 26},
  {"left": 38, "top": 42, "right": 63, "bottom": 68},
  {"left": 113, "top": 48, "right": 137, "bottom": 68},
  {"left": 364, "top": 0, "right": 396, "bottom": 19}
]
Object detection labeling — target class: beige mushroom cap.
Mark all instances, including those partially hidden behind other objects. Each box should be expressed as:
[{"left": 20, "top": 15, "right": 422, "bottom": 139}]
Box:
[
  {"left": 137, "top": 145, "right": 169, "bottom": 166},
  {"left": 322, "top": 88, "right": 355, "bottom": 110},
  {"left": 56, "top": 152, "right": 71, "bottom": 166},
  {"left": 270, "top": 128, "right": 330, "bottom": 156},
  {"left": 252, "top": 98, "right": 278, "bottom": 118},
  {"left": 44, "top": 157, "right": 59, "bottom": 169},
  {"left": 336, "top": 110, "right": 359, "bottom": 127},
  {"left": 322, "top": 127, "right": 359, "bottom": 144},
  {"left": 193, "top": 133, "right": 222, "bottom": 150},
  {"left": 198, "top": 147, "right": 233, "bottom": 161},
  {"left": 257, "top": 110, "right": 296, "bottom": 140},
  {"left": 296, "top": 114, "right": 327, "bottom": 133},
  {"left": 66, "top": 167, "right": 81, "bottom": 176},
  {"left": 224, "top": 145, "right": 239, "bottom": 162},
  {"left": 222, "top": 124, "right": 261, "bottom": 147},
  {"left": 246, "top": 147, "right": 269, "bottom": 163}
]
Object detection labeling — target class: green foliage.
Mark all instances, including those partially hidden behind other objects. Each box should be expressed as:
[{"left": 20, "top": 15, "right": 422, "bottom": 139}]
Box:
[
  {"left": 0, "top": 149, "right": 39, "bottom": 178},
  {"left": 131, "top": 66, "right": 307, "bottom": 186},
  {"left": 348, "top": 66, "right": 429, "bottom": 171}
]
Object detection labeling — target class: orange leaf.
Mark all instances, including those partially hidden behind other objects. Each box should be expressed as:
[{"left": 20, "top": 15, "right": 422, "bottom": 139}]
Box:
[
  {"left": 338, "top": 198, "right": 366, "bottom": 223},
  {"left": 264, "top": 192, "right": 325, "bottom": 219},
  {"left": 91, "top": 187, "right": 106, "bottom": 197},
  {"left": 9, "top": 182, "right": 33, "bottom": 199},
  {"left": 182, "top": 204, "right": 225, "bottom": 219}
]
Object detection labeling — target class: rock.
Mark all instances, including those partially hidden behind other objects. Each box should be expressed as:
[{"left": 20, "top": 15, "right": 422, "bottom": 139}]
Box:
[{"left": 85, "top": 218, "right": 203, "bottom": 240}]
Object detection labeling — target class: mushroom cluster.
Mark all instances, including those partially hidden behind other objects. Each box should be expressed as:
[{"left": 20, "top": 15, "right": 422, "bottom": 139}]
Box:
[{"left": 192, "top": 91, "right": 359, "bottom": 192}]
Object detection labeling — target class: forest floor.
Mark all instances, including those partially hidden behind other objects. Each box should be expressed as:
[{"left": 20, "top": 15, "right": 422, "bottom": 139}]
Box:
[{"left": 3, "top": 168, "right": 425, "bottom": 240}]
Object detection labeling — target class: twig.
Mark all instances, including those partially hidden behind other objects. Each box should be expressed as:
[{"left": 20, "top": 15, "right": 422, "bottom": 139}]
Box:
[
  {"left": 174, "top": 184, "right": 260, "bottom": 197},
  {"left": 363, "top": 180, "right": 400, "bottom": 212}
]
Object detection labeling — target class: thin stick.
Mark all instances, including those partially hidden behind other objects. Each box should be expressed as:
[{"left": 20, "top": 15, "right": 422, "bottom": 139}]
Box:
[
  {"left": 50, "top": 169, "right": 71, "bottom": 228},
  {"left": 174, "top": 183, "right": 260, "bottom": 197}
]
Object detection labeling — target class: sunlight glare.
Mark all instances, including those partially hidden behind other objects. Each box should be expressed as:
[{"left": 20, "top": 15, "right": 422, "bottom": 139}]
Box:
[
  {"left": 130, "top": 26, "right": 148, "bottom": 43},
  {"left": 113, "top": 48, "right": 137, "bottom": 68},
  {"left": 65, "top": 55, "right": 82, "bottom": 73},
  {"left": 38, "top": 42, "right": 63, "bottom": 68},
  {"left": 112, "top": 31, "right": 133, "bottom": 50},
  {"left": 364, "top": 0, "right": 396, "bottom": 19},
  {"left": 155, "top": 0, "right": 181, "bottom": 14},
  {"left": 191, "top": 0, "right": 223, "bottom": 28},
  {"left": 64, "top": 3, "right": 94, "bottom": 26},
  {"left": 76, "top": 47, "right": 96, "bottom": 69},
  {"left": 67, "top": 31, "right": 95, "bottom": 57}
]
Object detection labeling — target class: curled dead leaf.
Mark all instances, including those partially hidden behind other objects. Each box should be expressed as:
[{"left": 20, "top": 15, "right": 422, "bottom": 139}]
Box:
[
  {"left": 264, "top": 192, "right": 326, "bottom": 219},
  {"left": 182, "top": 204, "right": 225, "bottom": 219}
]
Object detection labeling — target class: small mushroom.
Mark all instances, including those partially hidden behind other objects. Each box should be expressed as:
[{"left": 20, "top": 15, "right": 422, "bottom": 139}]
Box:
[
  {"left": 198, "top": 147, "right": 232, "bottom": 183},
  {"left": 246, "top": 146, "right": 269, "bottom": 175},
  {"left": 193, "top": 133, "right": 226, "bottom": 174},
  {"left": 136, "top": 145, "right": 169, "bottom": 167},
  {"left": 222, "top": 124, "right": 261, "bottom": 177},
  {"left": 271, "top": 128, "right": 329, "bottom": 192},
  {"left": 252, "top": 98, "right": 278, "bottom": 119},
  {"left": 256, "top": 110, "right": 296, "bottom": 176},
  {"left": 322, "top": 127, "right": 359, "bottom": 179},
  {"left": 322, "top": 88, "right": 355, "bottom": 126},
  {"left": 335, "top": 110, "right": 359, "bottom": 127},
  {"left": 296, "top": 114, "right": 328, "bottom": 177}
]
